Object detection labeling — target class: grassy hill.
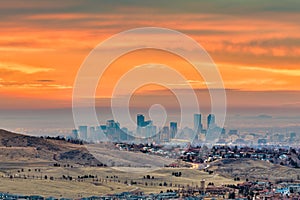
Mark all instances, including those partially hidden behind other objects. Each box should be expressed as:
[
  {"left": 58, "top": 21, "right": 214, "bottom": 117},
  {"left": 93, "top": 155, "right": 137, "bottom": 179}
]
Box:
[
  {"left": 0, "top": 129, "right": 173, "bottom": 168},
  {"left": 0, "top": 129, "right": 102, "bottom": 166},
  {"left": 212, "top": 158, "right": 300, "bottom": 182},
  {"left": 0, "top": 130, "right": 238, "bottom": 198}
]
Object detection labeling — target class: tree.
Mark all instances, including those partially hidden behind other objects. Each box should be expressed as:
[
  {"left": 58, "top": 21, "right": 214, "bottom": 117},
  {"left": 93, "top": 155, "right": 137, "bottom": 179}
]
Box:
[{"left": 228, "top": 192, "right": 235, "bottom": 199}]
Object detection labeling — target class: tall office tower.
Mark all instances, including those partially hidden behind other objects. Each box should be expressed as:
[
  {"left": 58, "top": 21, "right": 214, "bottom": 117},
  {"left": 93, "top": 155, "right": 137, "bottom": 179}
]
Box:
[
  {"left": 79, "top": 125, "right": 88, "bottom": 141},
  {"left": 72, "top": 129, "right": 78, "bottom": 140},
  {"left": 170, "top": 122, "right": 177, "bottom": 139},
  {"left": 136, "top": 114, "right": 144, "bottom": 135},
  {"left": 143, "top": 120, "right": 152, "bottom": 127},
  {"left": 106, "top": 120, "right": 116, "bottom": 128},
  {"left": 115, "top": 122, "right": 120, "bottom": 129},
  {"left": 145, "top": 124, "right": 156, "bottom": 139},
  {"left": 89, "top": 126, "right": 95, "bottom": 141},
  {"left": 95, "top": 125, "right": 107, "bottom": 141},
  {"left": 137, "top": 114, "right": 152, "bottom": 127},
  {"left": 160, "top": 126, "right": 170, "bottom": 142},
  {"left": 97, "top": 125, "right": 107, "bottom": 135},
  {"left": 137, "top": 114, "right": 145, "bottom": 127},
  {"left": 207, "top": 114, "right": 216, "bottom": 129},
  {"left": 120, "top": 127, "right": 129, "bottom": 141},
  {"left": 106, "top": 120, "right": 119, "bottom": 135},
  {"left": 194, "top": 114, "right": 202, "bottom": 134}
]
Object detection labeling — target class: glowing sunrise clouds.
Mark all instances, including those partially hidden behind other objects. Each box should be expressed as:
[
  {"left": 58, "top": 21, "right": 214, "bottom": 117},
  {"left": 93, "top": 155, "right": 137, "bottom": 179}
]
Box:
[{"left": 0, "top": 0, "right": 300, "bottom": 111}]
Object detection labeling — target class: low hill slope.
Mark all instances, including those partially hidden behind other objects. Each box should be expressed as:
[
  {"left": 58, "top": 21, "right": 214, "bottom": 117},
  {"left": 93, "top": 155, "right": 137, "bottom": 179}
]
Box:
[
  {"left": 213, "top": 158, "right": 300, "bottom": 181},
  {"left": 0, "top": 129, "right": 174, "bottom": 168},
  {"left": 0, "top": 129, "right": 102, "bottom": 166}
]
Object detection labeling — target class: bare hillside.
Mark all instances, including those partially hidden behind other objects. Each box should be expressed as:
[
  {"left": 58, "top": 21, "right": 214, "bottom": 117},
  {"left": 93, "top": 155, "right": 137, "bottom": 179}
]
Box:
[
  {"left": 213, "top": 158, "right": 300, "bottom": 181},
  {"left": 0, "top": 129, "right": 102, "bottom": 166},
  {"left": 0, "top": 129, "right": 174, "bottom": 168}
]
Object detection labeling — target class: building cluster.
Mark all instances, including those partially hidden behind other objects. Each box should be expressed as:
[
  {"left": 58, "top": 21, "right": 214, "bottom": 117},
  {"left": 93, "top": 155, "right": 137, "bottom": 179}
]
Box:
[
  {"left": 223, "top": 130, "right": 300, "bottom": 146},
  {"left": 72, "top": 120, "right": 133, "bottom": 142},
  {"left": 71, "top": 113, "right": 227, "bottom": 144},
  {"left": 226, "top": 181, "right": 300, "bottom": 199},
  {"left": 109, "top": 144, "right": 300, "bottom": 198},
  {"left": 71, "top": 112, "right": 299, "bottom": 146},
  {"left": 187, "top": 145, "right": 300, "bottom": 169},
  {"left": 113, "top": 142, "right": 300, "bottom": 169}
]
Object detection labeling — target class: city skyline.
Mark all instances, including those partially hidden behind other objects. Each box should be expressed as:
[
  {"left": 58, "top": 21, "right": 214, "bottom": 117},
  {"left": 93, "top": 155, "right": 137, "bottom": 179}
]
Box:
[
  {"left": 70, "top": 112, "right": 299, "bottom": 146},
  {"left": 72, "top": 112, "right": 223, "bottom": 142}
]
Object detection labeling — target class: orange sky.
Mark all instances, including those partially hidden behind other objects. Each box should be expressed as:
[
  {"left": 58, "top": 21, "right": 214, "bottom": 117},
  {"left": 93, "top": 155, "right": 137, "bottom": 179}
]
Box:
[{"left": 0, "top": 0, "right": 300, "bottom": 110}]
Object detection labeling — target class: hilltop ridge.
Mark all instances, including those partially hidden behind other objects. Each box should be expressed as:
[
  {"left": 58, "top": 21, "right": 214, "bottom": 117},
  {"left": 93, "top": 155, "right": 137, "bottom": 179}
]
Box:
[{"left": 0, "top": 129, "right": 102, "bottom": 166}]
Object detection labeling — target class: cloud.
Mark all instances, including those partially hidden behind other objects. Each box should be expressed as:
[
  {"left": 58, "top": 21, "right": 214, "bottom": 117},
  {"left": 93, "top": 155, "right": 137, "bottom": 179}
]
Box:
[
  {"left": 36, "top": 79, "right": 55, "bottom": 82},
  {"left": 0, "top": 1, "right": 78, "bottom": 9},
  {"left": 46, "top": 84, "right": 72, "bottom": 89},
  {"left": 0, "top": 0, "right": 299, "bottom": 111},
  {"left": 0, "top": 62, "right": 54, "bottom": 74},
  {"left": 166, "top": 80, "right": 216, "bottom": 87},
  {"left": 0, "top": 47, "right": 54, "bottom": 52},
  {"left": 240, "top": 66, "right": 300, "bottom": 77},
  {"left": 225, "top": 79, "right": 288, "bottom": 86},
  {"left": 0, "top": 79, "right": 71, "bottom": 89}
]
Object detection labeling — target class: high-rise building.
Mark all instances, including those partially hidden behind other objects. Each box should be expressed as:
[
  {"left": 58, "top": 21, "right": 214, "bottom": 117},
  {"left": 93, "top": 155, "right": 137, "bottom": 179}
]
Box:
[
  {"left": 136, "top": 114, "right": 152, "bottom": 138},
  {"left": 137, "top": 114, "right": 151, "bottom": 127},
  {"left": 95, "top": 125, "right": 107, "bottom": 141},
  {"left": 120, "top": 127, "right": 129, "bottom": 141},
  {"left": 79, "top": 125, "right": 88, "bottom": 140},
  {"left": 106, "top": 120, "right": 116, "bottom": 128},
  {"left": 160, "top": 126, "right": 170, "bottom": 142},
  {"left": 207, "top": 114, "right": 216, "bottom": 129},
  {"left": 106, "top": 120, "right": 120, "bottom": 134},
  {"left": 194, "top": 114, "right": 202, "bottom": 134},
  {"left": 89, "top": 126, "right": 95, "bottom": 141},
  {"left": 170, "top": 122, "right": 177, "bottom": 139},
  {"left": 105, "top": 120, "right": 122, "bottom": 141},
  {"left": 97, "top": 125, "right": 107, "bottom": 132},
  {"left": 206, "top": 126, "right": 222, "bottom": 143},
  {"left": 137, "top": 114, "right": 145, "bottom": 127},
  {"left": 143, "top": 120, "right": 151, "bottom": 127},
  {"left": 145, "top": 124, "right": 156, "bottom": 139},
  {"left": 72, "top": 129, "right": 78, "bottom": 139}
]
